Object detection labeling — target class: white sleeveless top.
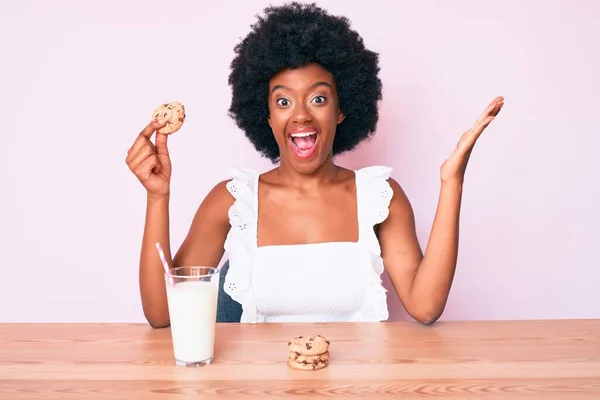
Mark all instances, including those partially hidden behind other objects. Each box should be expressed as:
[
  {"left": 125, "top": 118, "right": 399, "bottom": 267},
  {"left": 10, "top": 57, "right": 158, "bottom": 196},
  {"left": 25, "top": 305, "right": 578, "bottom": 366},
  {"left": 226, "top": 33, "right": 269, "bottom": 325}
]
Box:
[{"left": 222, "top": 165, "right": 394, "bottom": 323}]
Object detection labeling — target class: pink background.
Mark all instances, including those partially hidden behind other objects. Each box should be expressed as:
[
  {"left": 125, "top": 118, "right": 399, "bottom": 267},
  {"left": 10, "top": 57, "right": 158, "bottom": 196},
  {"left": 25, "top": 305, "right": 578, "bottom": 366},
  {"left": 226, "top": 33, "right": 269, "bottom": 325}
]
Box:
[{"left": 1, "top": 0, "right": 598, "bottom": 322}]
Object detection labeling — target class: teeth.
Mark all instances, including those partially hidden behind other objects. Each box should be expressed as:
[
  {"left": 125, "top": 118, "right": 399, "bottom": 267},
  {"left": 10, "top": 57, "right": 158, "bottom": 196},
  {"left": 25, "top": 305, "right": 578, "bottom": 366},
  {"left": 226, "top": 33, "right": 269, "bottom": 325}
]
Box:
[{"left": 290, "top": 132, "right": 316, "bottom": 138}]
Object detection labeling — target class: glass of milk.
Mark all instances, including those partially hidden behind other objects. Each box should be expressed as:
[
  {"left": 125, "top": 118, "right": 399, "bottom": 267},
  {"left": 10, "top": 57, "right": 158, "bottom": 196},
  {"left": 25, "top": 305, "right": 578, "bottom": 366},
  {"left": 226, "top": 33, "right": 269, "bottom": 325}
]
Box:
[{"left": 166, "top": 266, "right": 219, "bottom": 367}]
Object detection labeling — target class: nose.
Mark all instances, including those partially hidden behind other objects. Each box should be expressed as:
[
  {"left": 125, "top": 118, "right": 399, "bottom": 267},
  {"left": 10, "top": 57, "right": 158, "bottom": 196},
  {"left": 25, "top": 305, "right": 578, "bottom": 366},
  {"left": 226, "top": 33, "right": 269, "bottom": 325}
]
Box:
[{"left": 292, "top": 102, "right": 312, "bottom": 124}]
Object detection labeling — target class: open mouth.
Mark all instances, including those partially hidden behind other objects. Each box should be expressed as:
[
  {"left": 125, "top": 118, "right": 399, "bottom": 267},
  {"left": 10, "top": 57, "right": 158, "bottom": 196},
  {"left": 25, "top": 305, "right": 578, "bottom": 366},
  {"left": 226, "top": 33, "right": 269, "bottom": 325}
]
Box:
[{"left": 289, "top": 130, "right": 318, "bottom": 159}]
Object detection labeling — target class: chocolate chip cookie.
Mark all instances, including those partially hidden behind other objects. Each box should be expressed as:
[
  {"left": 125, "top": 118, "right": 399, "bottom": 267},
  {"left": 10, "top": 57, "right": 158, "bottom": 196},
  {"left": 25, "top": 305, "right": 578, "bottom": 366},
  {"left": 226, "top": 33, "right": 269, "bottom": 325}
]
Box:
[
  {"left": 288, "top": 335, "right": 330, "bottom": 356},
  {"left": 287, "top": 358, "right": 329, "bottom": 371},
  {"left": 288, "top": 350, "right": 330, "bottom": 363},
  {"left": 152, "top": 101, "right": 186, "bottom": 134}
]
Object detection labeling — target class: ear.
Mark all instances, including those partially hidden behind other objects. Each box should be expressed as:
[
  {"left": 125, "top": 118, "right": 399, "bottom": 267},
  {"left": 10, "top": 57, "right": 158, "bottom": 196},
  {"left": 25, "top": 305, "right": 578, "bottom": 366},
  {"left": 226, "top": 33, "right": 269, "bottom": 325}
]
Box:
[
  {"left": 337, "top": 109, "right": 345, "bottom": 124},
  {"left": 268, "top": 116, "right": 272, "bottom": 128}
]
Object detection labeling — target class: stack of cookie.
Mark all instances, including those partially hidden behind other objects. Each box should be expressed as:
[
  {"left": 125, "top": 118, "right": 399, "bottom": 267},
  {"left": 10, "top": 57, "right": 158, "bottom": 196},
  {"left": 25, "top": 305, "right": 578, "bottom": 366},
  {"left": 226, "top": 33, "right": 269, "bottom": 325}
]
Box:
[{"left": 287, "top": 335, "right": 330, "bottom": 371}]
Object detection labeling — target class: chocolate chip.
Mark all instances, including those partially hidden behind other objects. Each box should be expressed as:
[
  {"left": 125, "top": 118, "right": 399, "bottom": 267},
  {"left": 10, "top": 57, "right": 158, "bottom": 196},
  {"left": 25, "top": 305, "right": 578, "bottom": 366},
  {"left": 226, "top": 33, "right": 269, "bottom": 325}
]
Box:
[
  {"left": 306, "top": 343, "right": 312, "bottom": 350},
  {"left": 325, "top": 340, "right": 330, "bottom": 345}
]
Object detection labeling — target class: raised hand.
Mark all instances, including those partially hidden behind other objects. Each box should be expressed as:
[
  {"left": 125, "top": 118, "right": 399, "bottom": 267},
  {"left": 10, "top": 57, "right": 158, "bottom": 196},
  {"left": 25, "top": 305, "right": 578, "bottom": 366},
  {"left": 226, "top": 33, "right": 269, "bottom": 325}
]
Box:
[
  {"left": 440, "top": 96, "right": 504, "bottom": 184},
  {"left": 126, "top": 120, "right": 172, "bottom": 197}
]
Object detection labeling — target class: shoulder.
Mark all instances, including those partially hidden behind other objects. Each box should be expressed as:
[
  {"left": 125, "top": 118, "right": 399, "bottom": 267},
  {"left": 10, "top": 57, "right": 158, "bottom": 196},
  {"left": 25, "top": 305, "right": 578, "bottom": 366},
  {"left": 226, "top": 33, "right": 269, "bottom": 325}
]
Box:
[
  {"left": 205, "top": 179, "right": 234, "bottom": 203},
  {"left": 382, "top": 176, "right": 416, "bottom": 226},
  {"left": 354, "top": 165, "right": 414, "bottom": 222},
  {"left": 192, "top": 180, "right": 234, "bottom": 227},
  {"left": 386, "top": 176, "right": 407, "bottom": 201},
  {"left": 354, "top": 165, "right": 393, "bottom": 180},
  {"left": 198, "top": 168, "right": 260, "bottom": 220}
]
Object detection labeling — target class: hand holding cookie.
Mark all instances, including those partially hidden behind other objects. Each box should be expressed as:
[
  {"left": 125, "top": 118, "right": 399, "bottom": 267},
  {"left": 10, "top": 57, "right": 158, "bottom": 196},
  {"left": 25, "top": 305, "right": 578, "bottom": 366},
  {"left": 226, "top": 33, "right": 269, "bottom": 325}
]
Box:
[{"left": 126, "top": 102, "right": 186, "bottom": 196}]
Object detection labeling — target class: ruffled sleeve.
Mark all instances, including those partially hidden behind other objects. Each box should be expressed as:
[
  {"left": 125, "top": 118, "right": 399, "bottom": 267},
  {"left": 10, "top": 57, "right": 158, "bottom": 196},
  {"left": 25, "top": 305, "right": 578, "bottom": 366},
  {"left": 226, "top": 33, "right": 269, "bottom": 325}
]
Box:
[
  {"left": 353, "top": 166, "right": 394, "bottom": 321},
  {"left": 223, "top": 168, "right": 261, "bottom": 323}
]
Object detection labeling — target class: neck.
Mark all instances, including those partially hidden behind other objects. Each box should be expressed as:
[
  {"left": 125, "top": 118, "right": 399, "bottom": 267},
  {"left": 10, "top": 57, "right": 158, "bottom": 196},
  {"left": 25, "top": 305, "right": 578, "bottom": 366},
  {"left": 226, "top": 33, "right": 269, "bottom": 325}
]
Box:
[{"left": 275, "top": 155, "right": 339, "bottom": 189}]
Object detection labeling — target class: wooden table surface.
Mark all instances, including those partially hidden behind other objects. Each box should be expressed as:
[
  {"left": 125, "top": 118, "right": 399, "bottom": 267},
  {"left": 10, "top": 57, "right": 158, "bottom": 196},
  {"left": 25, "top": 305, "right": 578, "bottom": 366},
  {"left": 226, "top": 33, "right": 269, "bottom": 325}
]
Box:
[{"left": 1, "top": 320, "right": 599, "bottom": 399}]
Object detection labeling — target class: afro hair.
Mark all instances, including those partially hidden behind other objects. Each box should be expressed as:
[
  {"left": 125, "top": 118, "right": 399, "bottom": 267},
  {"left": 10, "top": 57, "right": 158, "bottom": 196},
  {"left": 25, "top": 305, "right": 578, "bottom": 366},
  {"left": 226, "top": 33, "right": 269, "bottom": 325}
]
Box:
[{"left": 227, "top": 2, "right": 382, "bottom": 162}]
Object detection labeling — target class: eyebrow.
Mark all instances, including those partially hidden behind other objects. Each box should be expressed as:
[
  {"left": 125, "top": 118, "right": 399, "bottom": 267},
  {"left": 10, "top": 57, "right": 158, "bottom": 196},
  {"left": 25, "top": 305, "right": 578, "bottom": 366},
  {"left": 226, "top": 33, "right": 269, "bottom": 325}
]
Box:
[{"left": 270, "top": 81, "right": 333, "bottom": 93}]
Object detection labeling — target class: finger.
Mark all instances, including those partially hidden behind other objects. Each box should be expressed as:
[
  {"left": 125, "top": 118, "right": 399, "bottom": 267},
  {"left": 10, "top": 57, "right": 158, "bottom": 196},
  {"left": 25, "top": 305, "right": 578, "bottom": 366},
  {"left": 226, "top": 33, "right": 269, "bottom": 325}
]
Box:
[
  {"left": 137, "top": 155, "right": 161, "bottom": 180},
  {"left": 126, "top": 137, "right": 154, "bottom": 163},
  {"left": 464, "top": 116, "right": 495, "bottom": 147},
  {"left": 472, "top": 115, "right": 496, "bottom": 136},
  {"left": 128, "top": 142, "right": 155, "bottom": 165},
  {"left": 152, "top": 160, "right": 162, "bottom": 174},
  {"left": 456, "top": 98, "right": 502, "bottom": 151},
  {"left": 456, "top": 114, "right": 495, "bottom": 150},
  {"left": 478, "top": 115, "right": 496, "bottom": 131},
  {"left": 154, "top": 131, "right": 169, "bottom": 156},
  {"left": 475, "top": 97, "right": 503, "bottom": 124},
  {"left": 127, "top": 119, "right": 164, "bottom": 159},
  {"left": 474, "top": 96, "right": 504, "bottom": 126},
  {"left": 489, "top": 99, "right": 504, "bottom": 117},
  {"left": 128, "top": 143, "right": 155, "bottom": 170},
  {"left": 139, "top": 119, "right": 167, "bottom": 139}
]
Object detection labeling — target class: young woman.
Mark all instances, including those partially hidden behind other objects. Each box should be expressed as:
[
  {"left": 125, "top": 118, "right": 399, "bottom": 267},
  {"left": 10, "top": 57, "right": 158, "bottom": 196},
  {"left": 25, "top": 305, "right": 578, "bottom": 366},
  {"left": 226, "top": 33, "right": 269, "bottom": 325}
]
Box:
[{"left": 125, "top": 3, "right": 503, "bottom": 328}]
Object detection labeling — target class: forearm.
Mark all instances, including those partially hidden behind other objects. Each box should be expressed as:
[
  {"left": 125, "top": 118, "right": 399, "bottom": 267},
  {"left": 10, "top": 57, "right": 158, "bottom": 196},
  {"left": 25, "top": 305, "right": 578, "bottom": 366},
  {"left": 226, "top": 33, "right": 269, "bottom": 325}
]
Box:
[
  {"left": 410, "top": 180, "right": 463, "bottom": 323},
  {"left": 139, "top": 193, "right": 172, "bottom": 328}
]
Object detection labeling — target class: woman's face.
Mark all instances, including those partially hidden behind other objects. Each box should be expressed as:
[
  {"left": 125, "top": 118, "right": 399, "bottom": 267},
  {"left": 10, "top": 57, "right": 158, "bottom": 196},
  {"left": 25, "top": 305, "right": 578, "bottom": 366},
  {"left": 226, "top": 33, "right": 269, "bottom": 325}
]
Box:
[{"left": 268, "top": 63, "right": 344, "bottom": 174}]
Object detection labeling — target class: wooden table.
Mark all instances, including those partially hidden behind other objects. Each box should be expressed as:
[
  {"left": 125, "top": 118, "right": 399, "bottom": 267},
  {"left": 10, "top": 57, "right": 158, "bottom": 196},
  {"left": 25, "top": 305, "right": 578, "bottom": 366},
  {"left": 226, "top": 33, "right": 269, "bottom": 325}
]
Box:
[{"left": 1, "top": 320, "right": 599, "bottom": 399}]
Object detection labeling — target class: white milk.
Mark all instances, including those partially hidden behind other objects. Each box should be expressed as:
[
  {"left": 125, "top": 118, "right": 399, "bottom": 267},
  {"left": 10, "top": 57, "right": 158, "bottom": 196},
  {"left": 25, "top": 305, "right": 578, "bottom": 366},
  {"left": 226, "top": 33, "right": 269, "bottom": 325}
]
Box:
[{"left": 166, "top": 280, "right": 218, "bottom": 365}]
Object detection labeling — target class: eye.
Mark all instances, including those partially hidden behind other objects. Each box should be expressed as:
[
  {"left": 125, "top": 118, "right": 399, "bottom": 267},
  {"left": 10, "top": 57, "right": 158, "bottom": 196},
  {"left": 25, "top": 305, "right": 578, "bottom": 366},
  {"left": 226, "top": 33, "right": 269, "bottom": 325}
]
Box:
[
  {"left": 311, "top": 95, "right": 327, "bottom": 104},
  {"left": 276, "top": 98, "right": 290, "bottom": 106}
]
